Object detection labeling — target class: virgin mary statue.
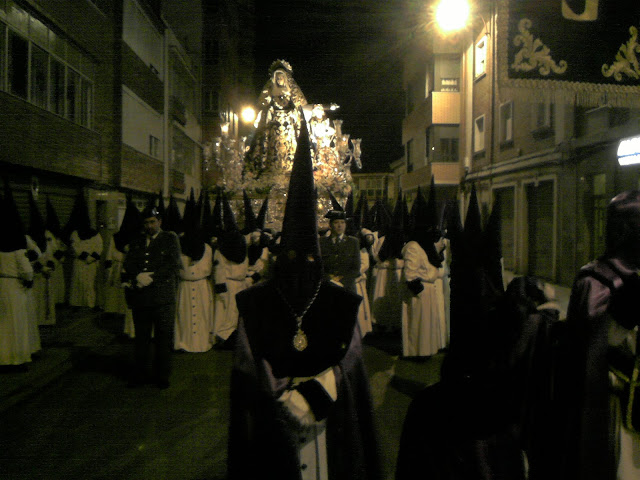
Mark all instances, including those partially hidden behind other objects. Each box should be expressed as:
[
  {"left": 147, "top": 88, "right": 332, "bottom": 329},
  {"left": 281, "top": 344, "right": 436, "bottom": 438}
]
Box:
[{"left": 245, "top": 60, "right": 308, "bottom": 178}]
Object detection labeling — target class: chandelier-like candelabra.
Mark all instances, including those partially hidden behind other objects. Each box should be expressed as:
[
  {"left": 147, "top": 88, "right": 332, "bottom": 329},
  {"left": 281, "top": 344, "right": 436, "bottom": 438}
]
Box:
[{"left": 205, "top": 104, "right": 362, "bottom": 231}]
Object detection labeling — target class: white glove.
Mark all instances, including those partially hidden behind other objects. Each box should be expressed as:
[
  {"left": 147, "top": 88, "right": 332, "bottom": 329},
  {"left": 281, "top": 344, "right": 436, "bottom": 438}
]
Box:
[
  {"left": 136, "top": 272, "right": 154, "bottom": 288},
  {"left": 278, "top": 389, "right": 316, "bottom": 427}
]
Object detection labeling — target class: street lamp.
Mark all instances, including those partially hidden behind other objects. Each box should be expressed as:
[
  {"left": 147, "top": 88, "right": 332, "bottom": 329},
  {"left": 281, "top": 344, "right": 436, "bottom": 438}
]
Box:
[
  {"left": 241, "top": 106, "right": 256, "bottom": 124},
  {"left": 434, "top": 0, "right": 470, "bottom": 34}
]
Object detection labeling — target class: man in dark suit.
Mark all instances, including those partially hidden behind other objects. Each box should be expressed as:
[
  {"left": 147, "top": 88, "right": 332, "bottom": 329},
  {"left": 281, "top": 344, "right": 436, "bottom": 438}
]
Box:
[
  {"left": 122, "top": 205, "right": 182, "bottom": 389},
  {"left": 319, "top": 209, "right": 361, "bottom": 293}
]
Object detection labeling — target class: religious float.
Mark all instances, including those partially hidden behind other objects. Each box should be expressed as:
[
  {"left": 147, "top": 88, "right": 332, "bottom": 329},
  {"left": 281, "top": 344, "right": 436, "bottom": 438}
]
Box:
[{"left": 206, "top": 59, "right": 362, "bottom": 231}]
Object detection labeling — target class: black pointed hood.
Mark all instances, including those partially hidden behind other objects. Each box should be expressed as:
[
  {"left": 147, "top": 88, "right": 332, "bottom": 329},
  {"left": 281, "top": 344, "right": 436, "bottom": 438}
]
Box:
[
  {"left": 378, "top": 190, "right": 405, "bottom": 261},
  {"left": 65, "top": 190, "right": 96, "bottom": 241},
  {"left": 45, "top": 196, "right": 62, "bottom": 239},
  {"left": 372, "top": 198, "right": 391, "bottom": 238},
  {"left": 113, "top": 195, "right": 142, "bottom": 253},
  {"left": 242, "top": 190, "right": 258, "bottom": 234},
  {"left": 219, "top": 193, "right": 247, "bottom": 264},
  {"left": 483, "top": 202, "right": 504, "bottom": 295},
  {"left": 425, "top": 175, "right": 440, "bottom": 241},
  {"left": 211, "top": 190, "right": 224, "bottom": 238},
  {"left": 410, "top": 186, "right": 442, "bottom": 267},
  {"left": 256, "top": 195, "right": 269, "bottom": 230},
  {"left": 280, "top": 119, "right": 321, "bottom": 260},
  {"left": 464, "top": 184, "right": 483, "bottom": 268},
  {"left": 200, "top": 190, "right": 215, "bottom": 241},
  {"left": 28, "top": 191, "right": 47, "bottom": 253},
  {"left": 164, "top": 195, "right": 183, "bottom": 234},
  {"left": 275, "top": 118, "right": 324, "bottom": 311},
  {"left": 0, "top": 179, "right": 27, "bottom": 252},
  {"left": 402, "top": 193, "right": 410, "bottom": 241},
  {"left": 180, "top": 188, "right": 206, "bottom": 262}
]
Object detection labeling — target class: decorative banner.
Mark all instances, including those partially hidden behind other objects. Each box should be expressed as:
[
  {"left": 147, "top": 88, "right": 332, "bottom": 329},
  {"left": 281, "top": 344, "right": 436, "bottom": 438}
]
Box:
[{"left": 499, "top": 0, "right": 640, "bottom": 106}]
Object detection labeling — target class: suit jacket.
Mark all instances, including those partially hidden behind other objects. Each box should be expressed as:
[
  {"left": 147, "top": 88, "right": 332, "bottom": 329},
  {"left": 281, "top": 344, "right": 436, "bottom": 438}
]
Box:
[
  {"left": 122, "top": 230, "right": 182, "bottom": 308},
  {"left": 319, "top": 234, "right": 360, "bottom": 293}
]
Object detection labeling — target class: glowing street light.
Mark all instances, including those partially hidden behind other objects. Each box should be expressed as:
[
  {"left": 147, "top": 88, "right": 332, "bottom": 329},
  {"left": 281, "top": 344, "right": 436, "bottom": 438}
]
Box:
[
  {"left": 241, "top": 106, "right": 256, "bottom": 124},
  {"left": 435, "top": 0, "right": 470, "bottom": 33}
]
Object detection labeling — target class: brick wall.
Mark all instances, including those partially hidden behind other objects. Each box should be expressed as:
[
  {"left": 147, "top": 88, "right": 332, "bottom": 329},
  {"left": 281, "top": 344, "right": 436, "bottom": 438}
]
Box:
[
  {"left": 0, "top": 93, "right": 104, "bottom": 181},
  {"left": 121, "top": 144, "right": 164, "bottom": 193}
]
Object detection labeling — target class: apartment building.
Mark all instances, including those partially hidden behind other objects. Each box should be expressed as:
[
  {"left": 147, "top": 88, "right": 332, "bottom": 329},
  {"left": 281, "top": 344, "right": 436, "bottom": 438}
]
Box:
[
  {"left": 400, "top": 0, "right": 640, "bottom": 287},
  {"left": 0, "top": 0, "right": 203, "bottom": 235}
]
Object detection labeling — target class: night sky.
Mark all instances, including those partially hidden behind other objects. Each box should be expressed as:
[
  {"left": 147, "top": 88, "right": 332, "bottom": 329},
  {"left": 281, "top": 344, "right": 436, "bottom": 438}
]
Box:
[{"left": 252, "top": 0, "right": 409, "bottom": 173}]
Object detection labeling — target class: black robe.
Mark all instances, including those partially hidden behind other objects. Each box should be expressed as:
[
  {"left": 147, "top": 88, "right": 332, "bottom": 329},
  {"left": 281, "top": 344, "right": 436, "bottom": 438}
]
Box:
[
  {"left": 557, "top": 257, "right": 639, "bottom": 480},
  {"left": 229, "top": 280, "right": 381, "bottom": 480}
]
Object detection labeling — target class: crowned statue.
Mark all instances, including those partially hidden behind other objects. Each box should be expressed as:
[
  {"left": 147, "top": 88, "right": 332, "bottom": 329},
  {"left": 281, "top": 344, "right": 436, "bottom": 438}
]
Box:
[
  {"left": 228, "top": 60, "right": 360, "bottom": 231},
  {"left": 245, "top": 59, "right": 308, "bottom": 179}
]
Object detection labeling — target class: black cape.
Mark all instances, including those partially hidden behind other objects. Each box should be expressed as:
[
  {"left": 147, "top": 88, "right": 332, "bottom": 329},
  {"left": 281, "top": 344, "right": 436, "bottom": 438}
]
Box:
[{"left": 229, "top": 280, "right": 381, "bottom": 480}]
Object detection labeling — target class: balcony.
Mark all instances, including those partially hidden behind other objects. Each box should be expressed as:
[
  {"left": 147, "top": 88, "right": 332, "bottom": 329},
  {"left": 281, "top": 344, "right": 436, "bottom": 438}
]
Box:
[{"left": 403, "top": 91, "right": 460, "bottom": 136}]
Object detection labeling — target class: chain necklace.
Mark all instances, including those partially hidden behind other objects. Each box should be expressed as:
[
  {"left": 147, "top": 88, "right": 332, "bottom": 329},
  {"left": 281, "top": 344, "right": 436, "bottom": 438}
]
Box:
[{"left": 274, "top": 282, "right": 322, "bottom": 352}]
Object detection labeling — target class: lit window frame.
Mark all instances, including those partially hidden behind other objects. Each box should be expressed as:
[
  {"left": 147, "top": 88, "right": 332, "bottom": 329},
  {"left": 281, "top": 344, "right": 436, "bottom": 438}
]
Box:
[
  {"left": 474, "top": 35, "right": 487, "bottom": 80},
  {"left": 473, "top": 114, "right": 485, "bottom": 154}
]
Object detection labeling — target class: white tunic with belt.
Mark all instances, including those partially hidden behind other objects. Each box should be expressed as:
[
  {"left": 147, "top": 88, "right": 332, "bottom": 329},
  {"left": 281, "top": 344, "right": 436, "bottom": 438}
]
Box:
[
  {"left": 69, "top": 231, "right": 103, "bottom": 308},
  {"left": 175, "top": 244, "right": 214, "bottom": 352},
  {"left": 0, "top": 249, "right": 35, "bottom": 365},
  {"left": 355, "top": 249, "right": 372, "bottom": 337},
  {"left": 401, "top": 240, "right": 446, "bottom": 357},
  {"left": 212, "top": 249, "right": 248, "bottom": 341},
  {"left": 370, "top": 235, "right": 404, "bottom": 330}
]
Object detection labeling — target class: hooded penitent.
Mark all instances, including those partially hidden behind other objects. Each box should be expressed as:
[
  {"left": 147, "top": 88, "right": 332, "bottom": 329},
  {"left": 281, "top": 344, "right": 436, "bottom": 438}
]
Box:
[
  {"left": 180, "top": 188, "right": 205, "bottom": 262},
  {"left": 28, "top": 191, "right": 47, "bottom": 254},
  {"left": 163, "top": 195, "right": 183, "bottom": 235},
  {"left": 443, "top": 184, "right": 505, "bottom": 380},
  {"left": 113, "top": 195, "right": 142, "bottom": 254},
  {"left": 409, "top": 184, "right": 442, "bottom": 269},
  {"left": 64, "top": 190, "right": 96, "bottom": 241},
  {"left": 0, "top": 180, "right": 27, "bottom": 252},
  {"left": 211, "top": 190, "right": 224, "bottom": 240},
  {"left": 371, "top": 197, "right": 391, "bottom": 238},
  {"left": 200, "top": 190, "right": 215, "bottom": 243},
  {"left": 377, "top": 190, "right": 405, "bottom": 262},
  {"left": 241, "top": 190, "right": 258, "bottom": 235},
  {"left": 219, "top": 193, "right": 247, "bottom": 265}
]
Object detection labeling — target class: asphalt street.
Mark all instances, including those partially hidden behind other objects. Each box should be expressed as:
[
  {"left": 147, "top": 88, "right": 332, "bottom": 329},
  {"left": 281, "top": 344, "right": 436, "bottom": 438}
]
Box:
[{"left": 0, "top": 307, "right": 443, "bottom": 480}]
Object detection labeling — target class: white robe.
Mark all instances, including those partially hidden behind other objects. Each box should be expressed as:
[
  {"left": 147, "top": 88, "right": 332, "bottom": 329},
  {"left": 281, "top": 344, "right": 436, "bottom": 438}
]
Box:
[
  {"left": 69, "top": 231, "right": 103, "bottom": 308},
  {"left": 102, "top": 237, "right": 128, "bottom": 315},
  {"left": 370, "top": 236, "right": 404, "bottom": 331},
  {"left": 0, "top": 249, "right": 35, "bottom": 365},
  {"left": 24, "top": 237, "right": 43, "bottom": 354},
  {"left": 401, "top": 241, "right": 446, "bottom": 357},
  {"left": 355, "top": 249, "right": 372, "bottom": 338},
  {"left": 212, "top": 249, "right": 248, "bottom": 341},
  {"left": 174, "top": 244, "right": 214, "bottom": 352},
  {"left": 27, "top": 235, "right": 55, "bottom": 326}
]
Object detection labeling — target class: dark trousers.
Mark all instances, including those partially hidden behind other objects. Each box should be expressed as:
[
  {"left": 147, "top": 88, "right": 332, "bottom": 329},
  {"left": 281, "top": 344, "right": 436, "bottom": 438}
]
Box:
[{"left": 131, "top": 303, "right": 175, "bottom": 383}]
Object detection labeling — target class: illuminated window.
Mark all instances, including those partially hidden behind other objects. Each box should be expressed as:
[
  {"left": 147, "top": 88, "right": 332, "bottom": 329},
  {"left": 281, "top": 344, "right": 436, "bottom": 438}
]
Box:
[
  {"left": 474, "top": 115, "right": 485, "bottom": 153},
  {"left": 500, "top": 101, "right": 513, "bottom": 145}
]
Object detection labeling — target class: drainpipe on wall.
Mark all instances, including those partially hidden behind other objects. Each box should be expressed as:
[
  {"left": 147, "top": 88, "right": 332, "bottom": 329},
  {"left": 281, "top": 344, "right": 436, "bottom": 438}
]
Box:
[{"left": 162, "top": 26, "right": 170, "bottom": 199}]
